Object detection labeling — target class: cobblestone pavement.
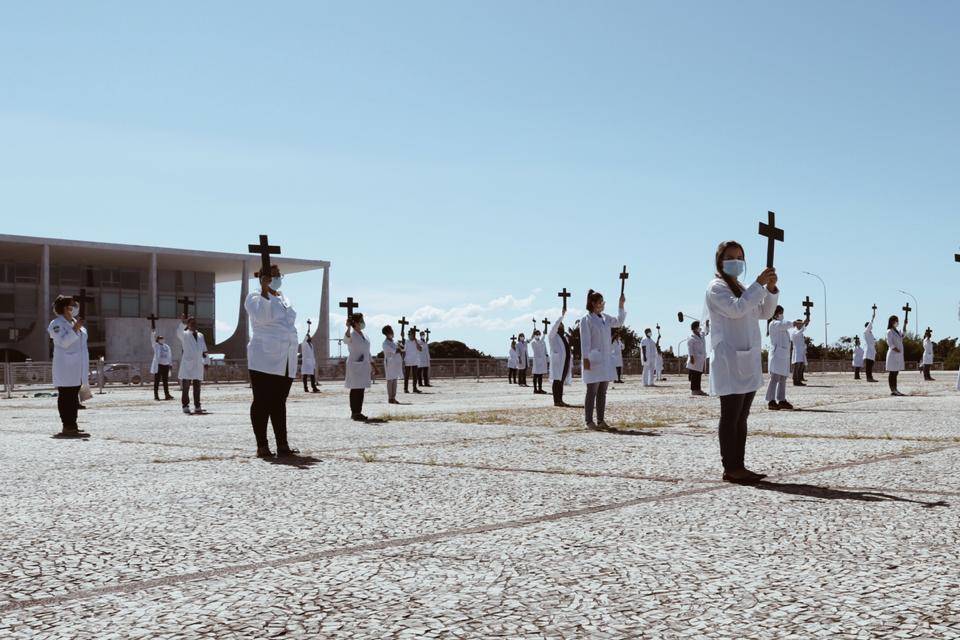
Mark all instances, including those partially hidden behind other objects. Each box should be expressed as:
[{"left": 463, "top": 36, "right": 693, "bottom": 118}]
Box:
[{"left": 1, "top": 372, "right": 958, "bottom": 639}]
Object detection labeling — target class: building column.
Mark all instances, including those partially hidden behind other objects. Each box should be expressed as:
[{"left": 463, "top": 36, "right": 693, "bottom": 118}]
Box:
[
  {"left": 27, "top": 244, "right": 52, "bottom": 360},
  {"left": 149, "top": 252, "right": 158, "bottom": 315},
  {"left": 318, "top": 265, "right": 330, "bottom": 360}
]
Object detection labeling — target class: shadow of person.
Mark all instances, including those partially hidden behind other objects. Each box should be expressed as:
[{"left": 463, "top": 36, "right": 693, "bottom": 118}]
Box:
[
  {"left": 600, "top": 428, "right": 661, "bottom": 437},
  {"left": 265, "top": 454, "right": 322, "bottom": 470},
  {"left": 753, "top": 481, "right": 948, "bottom": 508}
]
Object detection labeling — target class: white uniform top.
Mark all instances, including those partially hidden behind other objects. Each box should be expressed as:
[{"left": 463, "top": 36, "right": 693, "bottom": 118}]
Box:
[
  {"left": 610, "top": 338, "right": 624, "bottom": 368},
  {"left": 789, "top": 326, "right": 808, "bottom": 364},
  {"left": 686, "top": 331, "right": 708, "bottom": 372},
  {"left": 852, "top": 345, "right": 865, "bottom": 368},
  {"left": 531, "top": 337, "right": 549, "bottom": 374},
  {"left": 507, "top": 344, "right": 519, "bottom": 368},
  {"left": 639, "top": 336, "right": 656, "bottom": 365},
  {"left": 382, "top": 338, "right": 404, "bottom": 381},
  {"left": 48, "top": 315, "right": 89, "bottom": 388},
  {"left": 705, "top": 278, "right": 779, "bottom": 397},
  {"left": 579, "top": 306, "right": 626, "bottom": 384},
  {"left": 863, "top": 323, "right": 877, "bottom": 360},
  {"left": 548, "top": 313, "right": 572, "bottom": 384},
  {"left": 403, "top": 338, "right": 422, "bottom": 367},
  {"left": 516, "top": 340, "right": 529, "bottom": 369},
  {"left": 245, "top": 291, "right": 298, "bottom": 378},
  {"left": 922, "top": 337, "right": 934, "bottom": 365},
  {"left": 886, "top": 329, "right": 905, "bottom": 372},
  {"left": 344, "top": 329, "right": 372, "bottom": 389},
  {"left": 767, "top": 320, "right": 793, "bottom": 377},
  {"left": 655, "top": 350, "right": 663, "bottom": 374},
  {"left": 421, "top": 340, "right": 431, "bottom": 367},
  {"left": 300, "top": 338, "right": 317, "bottom": 374},
  {"left": 177, "top": 323, "right": 208, "bottom": 381},
  {"left": 150, "top": 331, "right": 173, "bottom": 374}
]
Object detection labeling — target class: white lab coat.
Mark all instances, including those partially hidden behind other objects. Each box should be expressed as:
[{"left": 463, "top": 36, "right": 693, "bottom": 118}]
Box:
[
  {"left": 344, "top": 329, "right": 372, "bottom": 389},
  {"left": 150, "top": 331, "right": 173, "bottom": 374},
  {"left": 579, "top": 307, "right": 626, "bottom": 384},
  {"left": 705, "top": 278, "right": 779, "bottom": 397},
  {"left": 516, "top": 340, "right": 529, "bottom": 369},
  {"left": 863, "top": 324, "right": 877, "bottom": 360},
  {"left": 789, "top": 326, "right": 808, "bottom": 365},
  {"left": 382, "top": 338, "right": 404, "bottom": 381},
  {"left": 421, "top": 341, "right": 431, "bottom": 367},
  {"left": 686, "top": 332, "right": 708, "bottom": 373},
  {"left": 767, "top": 320, "right": 793, "bottom": 377},
  {"left": 922, "top": 338, "right": 934, "bottom": 365},
  {"left": 655, "top": 350, "right": 664, "bottom": 376},
  {"left": 531, "top": 337, "right": 549, "bottom": 374},
  {"left": 885, "top": 329, "right": 905, "bottom": 372},
  {"left": 177, "top": 323, "right": 208, "bottom": 381},
  {"left": 610, "top": 339, "right": 624, "bottom": 368},
  {"left": 300, "top": 338, "right": 317, "bottom": 376},
  {"left": 48, "top": 315, "right": 89, "bottom": 388},
  {"left": 404, "top": 338, "right": 422, "bottom": 367},
  {"left": 548, "top": 314, "right": 572, "bottom": 385},
  {"left": 639, "top": 336, "right": 656, "bottom": 366},
  {"left": 507, "top": 344, "right": 518, "bottom": 369},
  {"left": 852, "top": 346, "right": 865, "bottom": 368},
  {"left": 245, "top": 291, "right": 298, "bottom": 378}
]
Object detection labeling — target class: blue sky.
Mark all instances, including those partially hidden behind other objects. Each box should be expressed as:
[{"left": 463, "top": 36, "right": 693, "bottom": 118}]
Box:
[{"left": 2, "top": 1, "right": 958, "bottom": 355}]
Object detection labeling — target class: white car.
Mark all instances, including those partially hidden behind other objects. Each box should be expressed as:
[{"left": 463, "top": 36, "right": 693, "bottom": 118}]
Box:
[{"left": 89, "top": 363, "right": 143, "bottom": 386}]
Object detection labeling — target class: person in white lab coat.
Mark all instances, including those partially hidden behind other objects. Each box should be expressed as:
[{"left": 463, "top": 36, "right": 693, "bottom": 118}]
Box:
[
  {"left": 344, "top": 313, "right": 377, "bottom": 420},
  {"left": 177, "top": 314, "right": 209, "bottom": 415},
  {"left": 886, "top": 315, "right": 906, "bottom": 396},
  {"left": 300, "top": 334, "right": 318, "bottom": 392},
  {"left": 245, "top": 265, "right": 299, "bottom": 457},
  {"left": 579, "top": 290, "right": 626, "bottom": 429},
  {"left": 655, "top": 345, "right": 665, "bottom": 382},
  {"left": 150, "top": 330, "right": 174, "bottom": 401},
  {"left": 516, "top": 334, "right": 530, "bottom": 387},
  {"left": 48, "top": 295, "right": 90, "bottom": 438},
  {"left": 686, "top": 320, "right": 709, "bottom": 396},
  {"left": 507, "top": 338, "right": 519, "bottom": 384},
  {"left": 789, "top": 318, "right": 810, "bottom": 386},
  {"left": 418, "top": 331, "right": 432, "bottom": 388},
  {"left": 921, "top": 328, "right": 935, "bottom": 381},
  {"left": 382, "top": 326, "right": 404, "bottom": 404},
  {"left": 530, "top": 330, "right": 549, "bottom": 394},
  {"left": 611, "top": 330, "right": 625, "bottom": 384},
  {"left": 403, "top": 329, "right": 422, "bottom": 394},
  {"left": 548, "top": 312, "right": 573, "bottom": 406},
  {"left": 863, "top": 318, "right": 878, "bottom": 382},
  {"left": 852, "top": 336, "right": 865, "bottom": 380},
  {"left": 640, "top": 329, "right": 656, "bottom": 387},
  {"left": 705, "top": 240, "right": 779, "bottom": 483},
  {"left": 765, "top": 306, "right": 795, "bottom": 411}
]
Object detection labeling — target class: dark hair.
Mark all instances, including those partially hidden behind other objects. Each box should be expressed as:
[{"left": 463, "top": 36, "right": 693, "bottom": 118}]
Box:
[
  {"left": 254, "top": 264, "right": 280, "bottom": 279},
  {"left": 715, "top": 240, "right": 745, "bottom": 298},
  {"left": 350, "top": 312, "right": 365, "bottom": 327},
  {"left": 691, "top": 320, "right": 700, "bottom": 331},
  {"left": 382, "top": 325, "right": 393, "bottom": 337},
  {"left": 887, "top": 315, "right": 899, "bottom": 331},
  {"left": 53, "top": 295, "right": 74, "bottom": 314},
  {"left": 766, "top": 305, "right": 784, "bottom": 335},
  {"left": 586, "top": 289, "right": 604, "bottom": 313},
  {"left": 156, "top": 335, "right": 164, "bottom": 342}
]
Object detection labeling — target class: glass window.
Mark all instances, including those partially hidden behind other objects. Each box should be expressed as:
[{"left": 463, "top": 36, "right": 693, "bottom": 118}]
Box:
[
  {"left": 178, "top": 270, "right": 196, "bottom": 290},
  {"left": 15, "top": 289, "right": 36, "bottom": 315},
  {"left": 102, "top": 269, "right": 120, "bottom": 287},
  {"left": 121, "top": 292, "right": 139, "bottom": 317},
  {"left": 121, "top": 270, "right": 141, "bottom": 290},
  {"left": 159, "top": 295, "right": 176, "bottom": 318},
  {"left": 196, "top": 295, "right": 214, "bottom": 319},
  {"left": 0, "top": 263, "right": 15, "bottom": 283},
  {"left": 85, "top": 267, "right": 101, "bottom": 287},
  {"left": 197, "top": 272, "right": 214, "bottom": 291},
  {"left": 0, "top": 293, "right": 13, "bottom": 313},
  {"left": 57, "top": 265, "right": 80, "bottom": 286},
  {"left": 15, "top": 263, "right": 37, "bottom": 283},
  {"left": 158, "top": 270, "right": 176, "bottom": 291},
  {"left": 101, "top": 290, "right": 119, "bottom": 317}
]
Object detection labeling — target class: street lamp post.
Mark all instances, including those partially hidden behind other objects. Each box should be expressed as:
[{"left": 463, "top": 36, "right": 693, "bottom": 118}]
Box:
[
  {"left": 897, "top": 290, "right": 918, "bottom": 336},
  {"left": 802, "top": 271, "right": 828, "bottom": 372}
]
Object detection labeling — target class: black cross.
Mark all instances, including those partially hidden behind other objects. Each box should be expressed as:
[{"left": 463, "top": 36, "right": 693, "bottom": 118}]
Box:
[
  {"left": 306, "top": 318, "right": 312, "bottom": 337},
  {"left": 248, "top": 234, "right": 281, "bottom": 277},
  {"left": 902, "top": 302, "right": 911, "bottom": 329},
  {"left": 398, "top": 316, "right": 409, "bottom": 342},
  {"left": 758, "top": 210, "right": 784, "bottom": 269},
  {"left": 74, "top": 288, "right": 95, "bottom": 318},
  {"left": 146, "top": 313, "right": 159, "bottom": 331},
  {"left": 412, "top": 325, "right": 418, "bottom": 338},
  {"left": 802, "top": 296, "right": 814, "bottom": 321},
  {"left": 532, "top": 318, "right": 537, "bottom": 335},
  {"left": 619, "top": 265, "right": 629, "bottom": 296},
  {"left": 557, "top": 287, "right": 571, "bottom": 312},
  {"left": 178, "top": 296, "right": 195, "bottom": 317},
  {"left": 424, "top": 328, "right": 431, "bottom": 341},
  {"left": 677, "top": 312, "right": 685, "bottom": 323},
  {"left": 871, "top": 303, "right": 878, "bottom": 315},
  {"left": 339, "top": 297, "right": 359, "bottom": 319},
  {"left": 510, "top": 335, "right": 517, "bottom": 341},
  {"left": 955, "top": 252, "right": 960, "bottom": 263},
  {"left": 542, "top": 317, "right": 550, "bottom": 335}
]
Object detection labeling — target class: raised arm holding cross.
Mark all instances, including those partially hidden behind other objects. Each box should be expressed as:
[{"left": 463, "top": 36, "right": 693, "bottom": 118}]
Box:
[
  {"left": 306, "top": 318, "right": 312, "bottom": 338},
  {"left": 146, "top": 313, "right": 159, "bottom": 332},
  {"left": 557, "top": 287, "right": 571, "bottom": 313},
  {"left": 248, "top": 234, "right": 281, "bottom": 278},
  {"left": 902, "top": 302, "right": 911, "bottom": 333},
  {"left": 542, "top": 317, "right": 550, "bottom": 335},
  {"left": 758, "top": 210, "right": 784, "bottom": 269},
  {"left": 178, "top": 296, "right": 195, "bottom": 318},
  {"left": 398, "top": 316, "right": 409, "bottom": 344},
  {"left": 803, "top": 296, "right": 814, "bottom": 323},
  {"left": 339, "top": 297, "right": 359, "bottom": 325},
  {"left": 424, "top": 328, "right": 431, "bottom": 341},
  {"left": 619, "top": 265, "right": 629, "bottom": 296}
]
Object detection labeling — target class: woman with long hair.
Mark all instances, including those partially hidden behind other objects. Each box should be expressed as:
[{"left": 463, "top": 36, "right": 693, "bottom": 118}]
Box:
[
  {"left": 579, "top": 289, "right": 626, "bottom": 429},
  {"left": 765, "top": 305, "right": 793, "bottom": 410},
  {"left": 704, "top": 240, "right": 779, "bottom": 483},
  {"left": 885, "top": 315, "right": 905, "bottom": 396}
]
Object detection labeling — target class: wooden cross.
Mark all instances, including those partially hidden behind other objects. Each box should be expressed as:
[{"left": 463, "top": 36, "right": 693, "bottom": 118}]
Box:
[
  {"left": 510, "top": 335, "right": 517, "bottom": 342},
  {"left": 802, "top": 296, "right": 814, "bottom": 321},
  {"left": 758, "top": 210, "right": 784, "bottom": 269},
  {"left": 619, "top": 265, "right": 629, "bottom": 296},
  {"left": 656, "top": 323, "right": 661, "bottom": 346},
  {"left": 557, "top": 287, "right": 571, "bottom": 313},
  {"left": 871, "top": 303, "right": 877, "bottom": 319},
  {"left": 248, "top": 234, "right": 281, "bottom": 277},
  {"left": 74, "top": 288, "right": 95, "bottom": 318},
  {"left": 902, "top": 302, "right": 911, "bottom": 331},
  {"left": 146, "top": 313, "right": 159, "bottom": 331},
  {"left": 412, "top": 325, "right": 418, "bottom": 338},
  {"left": 424, "top": 328, "right": 431, "bottom": 341},
  {"left": 398, "top": 316, "right": 409, "bottom": 342},
  {"left": 542, "top": 317, "right": 550, "bottom": 334},
  {"left": 306, "top": 318, "right": 312, "bottom": 338},
  {"left": 178, "top": 296, "right": 195, "bottom": 317},
  {"left": 532, "top": 318, "right": 537, "bottom": 335},
  {"left": 339, "top": 297, "right": 359, "bottom": 319}
]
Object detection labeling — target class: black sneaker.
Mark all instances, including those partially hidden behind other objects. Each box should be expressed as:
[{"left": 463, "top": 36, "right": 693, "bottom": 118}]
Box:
[
  {"left": 256, "top": 447, "right": 274, "bottom": 459},
  {"left": 778, "top": 400, "right": 794, "bottom": 411},
  {"left": 276, "top": 447, "right": 300, "bottom": 457},
  {"left": 768, "top": 401, "right": 780, "bottom": 411}
]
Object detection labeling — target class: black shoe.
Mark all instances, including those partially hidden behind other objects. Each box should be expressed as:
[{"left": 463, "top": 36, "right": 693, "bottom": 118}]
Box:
[
  {"left": 778, "top": 400, "right": 794, "bottom": 411},
  {"left": 154, "top": 396, "right": 161, "bottom": 401},
  {"left": 256, "top": 447, "right": 275, "bottom": 459},
  {"left": 164, "top": 395, "right": 175, "bottom": 400},
  {"left": 77, "top": 405, "right": 87, "bottom": 410},
  {"left": 585, "top": 422, "right": 601, "bottom": 430},
  {"left": 413, "top": 389, "right": 423, "bottom": 394},
  {"left": 276, "top": 447, "right": 300, "bottom": 457},
  {"left": 351, "top": 413, "right": 368, "bottom": 421},
  {"left": 768, "top": 401, "right": 780, "bottom": 411}
]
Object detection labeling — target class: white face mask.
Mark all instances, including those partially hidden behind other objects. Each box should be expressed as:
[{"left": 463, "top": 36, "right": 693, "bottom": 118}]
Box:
[
  {"left": 69, "top": 305, "right": 80, "bottom": 316},
  {"left": 270, "top": 276, "right": 283, "bottom": 290},
  {"left": 358, "top": 321, "right": 366, "bottom": 330},
  {"left": 722, "top": 259, "right": 746, "bottom": 277}
]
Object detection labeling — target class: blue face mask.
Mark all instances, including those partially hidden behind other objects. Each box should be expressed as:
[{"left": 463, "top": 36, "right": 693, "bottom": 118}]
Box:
[
  {"left": 722, "top": 260, "right": 746, "bottom": 277},
  {"left": 270, "top": 276, "right": 283, "bottom": 290}
]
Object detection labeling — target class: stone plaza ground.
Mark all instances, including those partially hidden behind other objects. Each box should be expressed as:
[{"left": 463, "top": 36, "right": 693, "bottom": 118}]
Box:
[{"left": 1, "top": 371, "right": 959, "bottom": 639}]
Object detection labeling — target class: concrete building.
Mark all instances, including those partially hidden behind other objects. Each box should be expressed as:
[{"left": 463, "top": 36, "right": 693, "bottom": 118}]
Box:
[{"left": 0, "top": 234, "right": 330, "bottom": 366}]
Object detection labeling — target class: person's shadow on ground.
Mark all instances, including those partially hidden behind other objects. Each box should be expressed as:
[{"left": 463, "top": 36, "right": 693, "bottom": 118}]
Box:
[
  {"left": 753, "top": 481, "right": 948, "bottom": 508},
  {"left": 265, "top": 454, "right": 323, "bottom": 470}
]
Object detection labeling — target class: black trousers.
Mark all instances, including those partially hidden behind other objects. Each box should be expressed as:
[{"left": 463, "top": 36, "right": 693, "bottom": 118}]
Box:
[
  {"left": 616, "top": 366, "right": 623, "bottom": 382},
  {"left": 154, "top": 364, "right": 171, "bottom": 398},
  {"left": 865, "top": 359, "right": 876, "bottom": 380},
  {"left": 404, "top": 366, "right": 419, "bottom": 392},
  {"left": 349, "top": 388, "right": 365, "bottom": 415},
  {"left": 532, "top": 374, "right": 544, "bottom": 392},
  {"left": 854, "top": 367, "right": 861, "bottom": 380},
  {"left": 889, "top": 371, "right": 899, "bottom": 393},
  {"left": 302, "top": 374, "right": 317, "bottom": 392},
  {"left": 250, "top": 370, "right": 293, "bottom": 450},
  {"left": 688, "top": 369, "right": 703, "bottom": 392},
  {"left": 508, "top": 368, "right": 517, "bottom": 383},
  {"left": 422, "top": 367, "right": 430, "bottom": 386},
  {"left": 792, "top": 362, "right": 805, "bottom": 385},
  {"left": 718, "top": 391, "right": 756, "bottom": 472},
  {"left": 518, "top": 368, "right": 527, "bottom": 386},
  {"left": 181, "top": 379, "right": 201, "bottom": 409},
  {"left": 57, "top": 385, "right": 80, "bottom": 427},
  {"left": 922, "top": 365, "right": 933, "bottom": 380},
  {"left": 552, "top": 380, "right": 564, "bottom": 405}
]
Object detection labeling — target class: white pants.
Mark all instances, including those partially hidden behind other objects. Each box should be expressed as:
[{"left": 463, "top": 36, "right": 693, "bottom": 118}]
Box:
[{"left": 643, "top": 364, "right": 655, "bottom": 386}]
